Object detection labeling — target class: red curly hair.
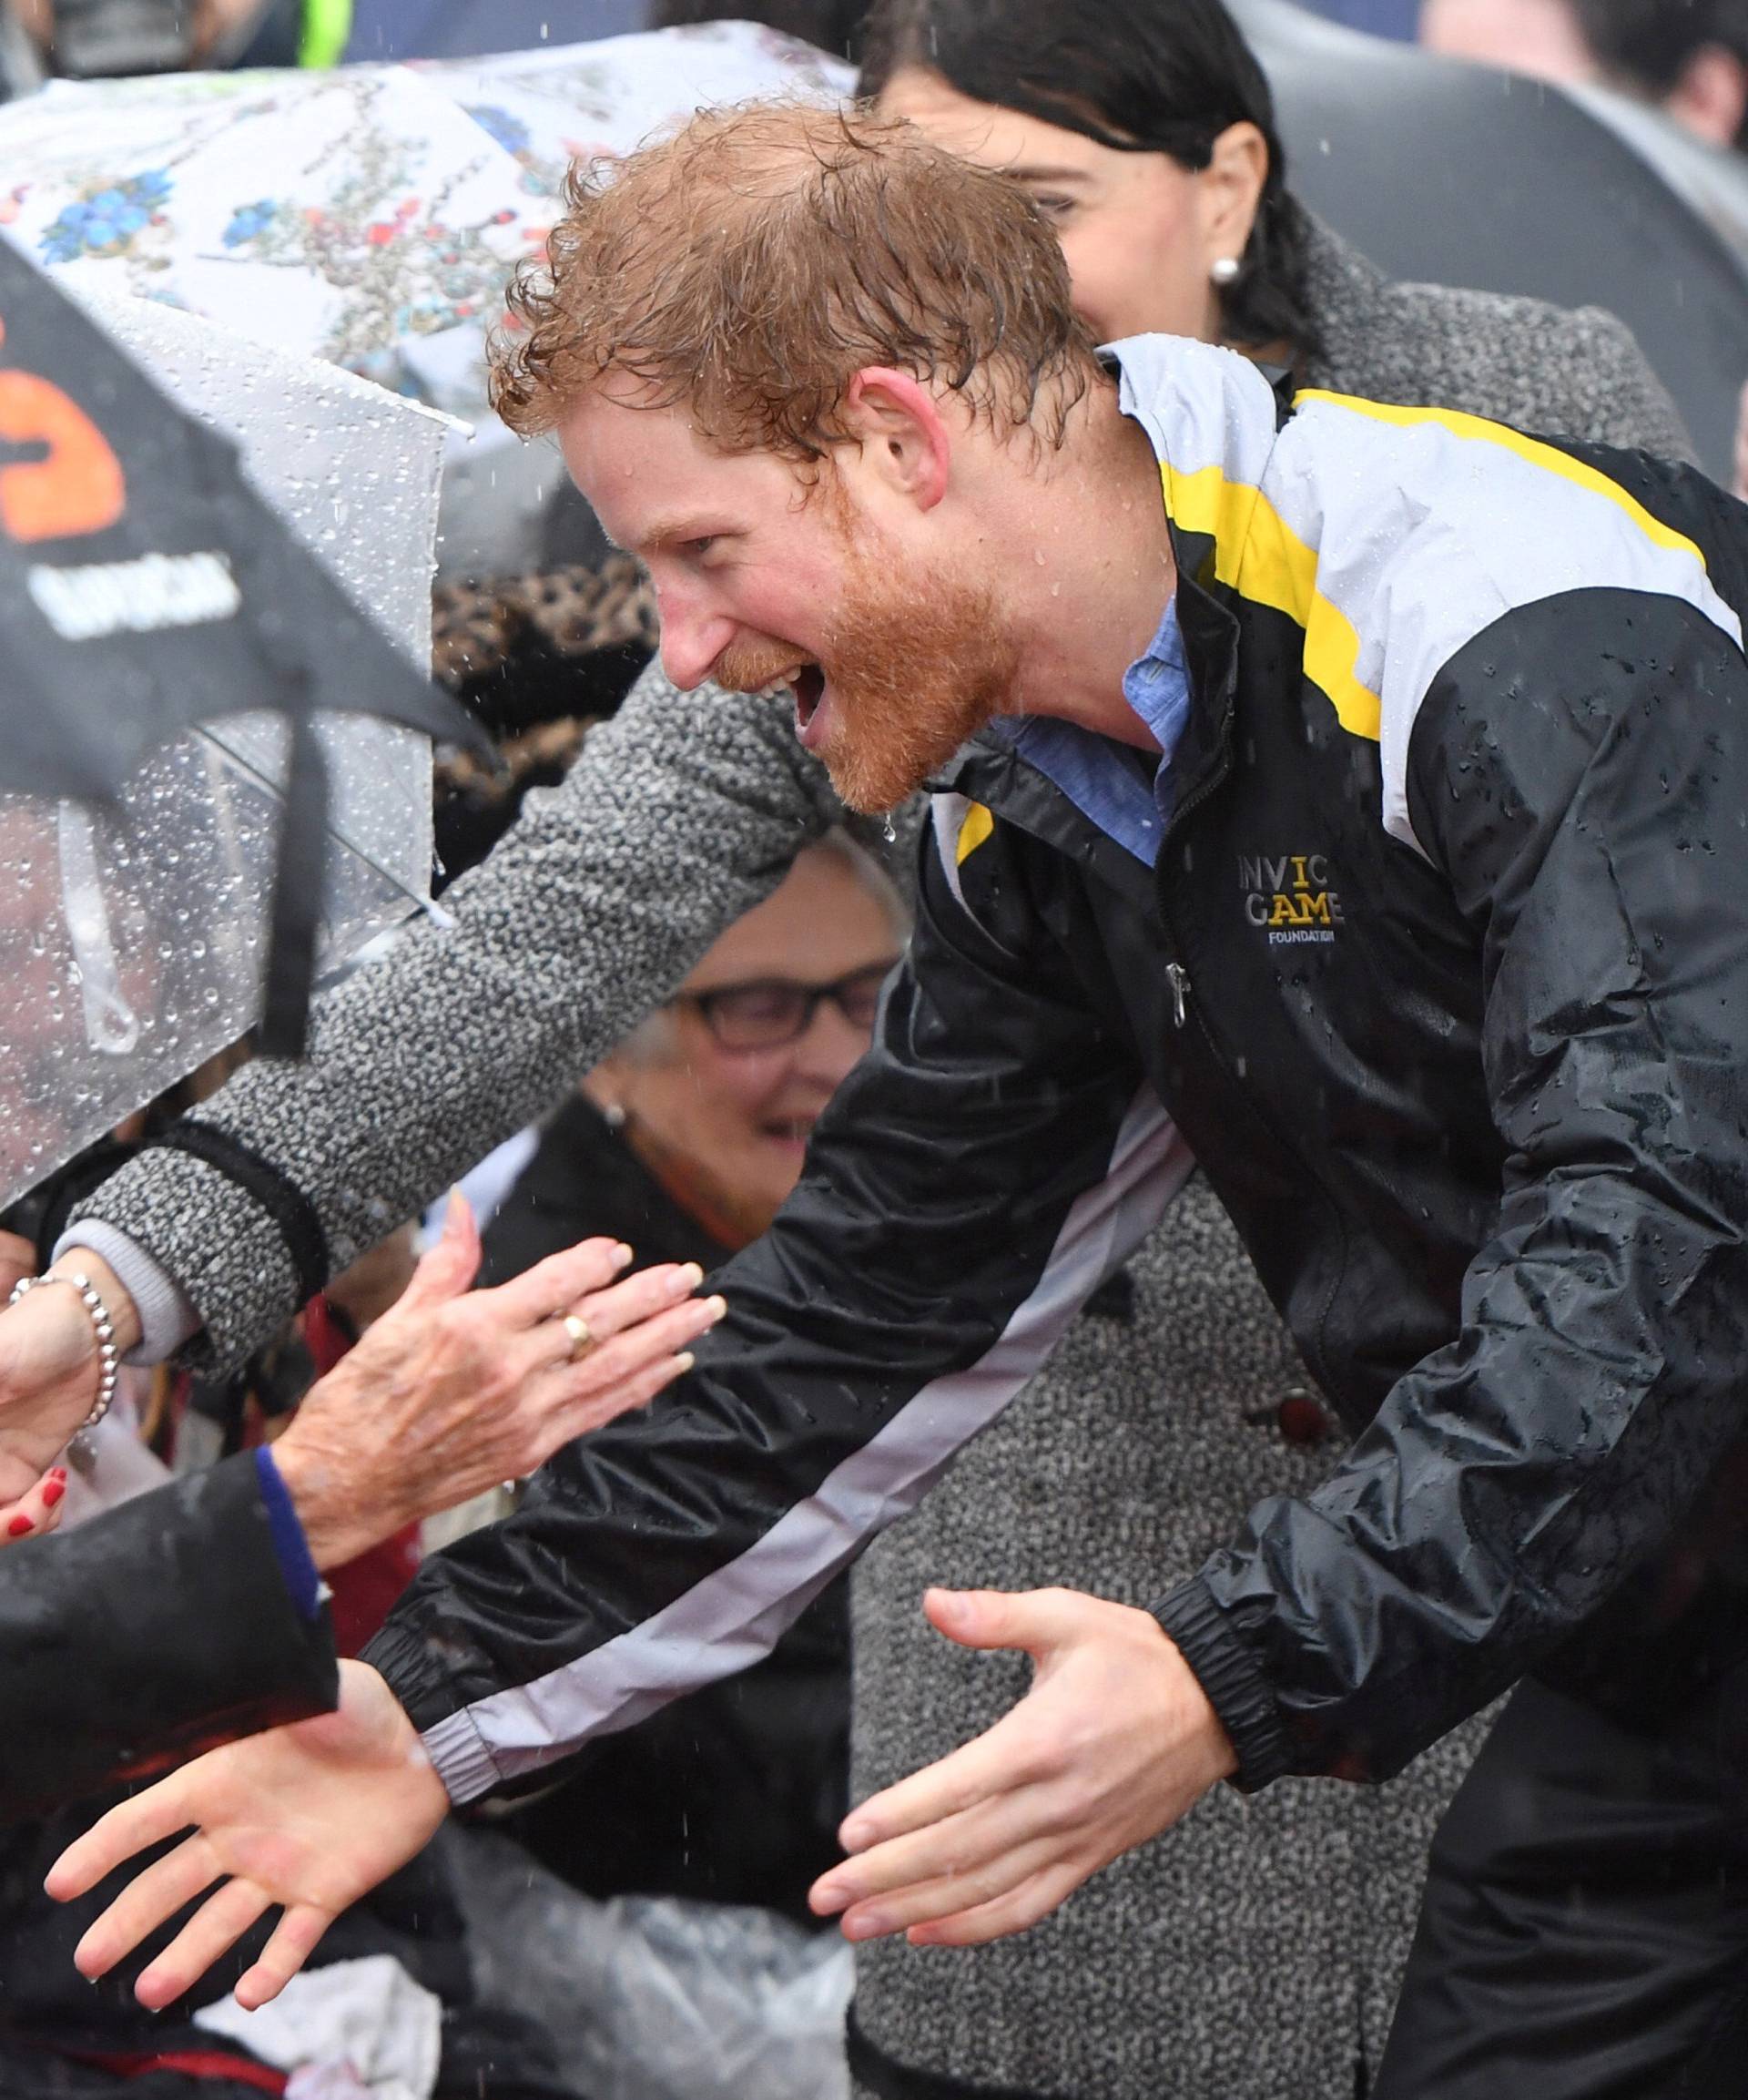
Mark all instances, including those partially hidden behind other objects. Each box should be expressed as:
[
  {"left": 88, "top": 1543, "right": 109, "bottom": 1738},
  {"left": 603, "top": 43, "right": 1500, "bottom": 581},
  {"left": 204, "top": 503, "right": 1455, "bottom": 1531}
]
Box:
[{"left": 490, "top": 99, "right": 1099, "bottom": 460}]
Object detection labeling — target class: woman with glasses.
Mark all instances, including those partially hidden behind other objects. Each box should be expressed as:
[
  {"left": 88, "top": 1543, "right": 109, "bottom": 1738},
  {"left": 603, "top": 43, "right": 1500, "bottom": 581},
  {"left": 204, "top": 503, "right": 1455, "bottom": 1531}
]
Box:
[{"left": 464, "top": 831, "right": 906, "bottom": 1924}]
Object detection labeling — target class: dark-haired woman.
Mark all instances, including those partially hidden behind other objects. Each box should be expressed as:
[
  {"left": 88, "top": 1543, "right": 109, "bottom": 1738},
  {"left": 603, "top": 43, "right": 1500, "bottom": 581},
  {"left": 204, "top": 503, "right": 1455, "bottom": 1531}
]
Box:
[
  {"left": 2, "top": 9, "right": 1692, "bottom": 2100},
  {"left": 861, "top": 0, "right": 1687, "bottom": 453}
]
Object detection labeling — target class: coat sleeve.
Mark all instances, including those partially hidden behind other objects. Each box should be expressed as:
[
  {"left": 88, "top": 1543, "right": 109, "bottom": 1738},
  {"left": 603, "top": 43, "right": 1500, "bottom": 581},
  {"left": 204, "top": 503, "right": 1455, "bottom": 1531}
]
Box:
[
  {"left": 364, "top": 800, "right": 1191, "bottom": 1804},
  {"left": 1157, "top": 586, "right": 1748, "bottom": 1788},
  {"left": 0, "top": 1453, "right": 337, "bottom": 1820},
  {"left": 67, "top": 667, "right": 849, "bottom": 1374}
]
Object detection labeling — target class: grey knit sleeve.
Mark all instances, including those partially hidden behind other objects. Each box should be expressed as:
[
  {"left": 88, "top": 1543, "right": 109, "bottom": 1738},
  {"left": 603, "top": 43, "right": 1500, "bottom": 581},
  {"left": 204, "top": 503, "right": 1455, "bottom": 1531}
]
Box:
[{"left": 69, "top": 664, "right": 843, "bottom": 1373}]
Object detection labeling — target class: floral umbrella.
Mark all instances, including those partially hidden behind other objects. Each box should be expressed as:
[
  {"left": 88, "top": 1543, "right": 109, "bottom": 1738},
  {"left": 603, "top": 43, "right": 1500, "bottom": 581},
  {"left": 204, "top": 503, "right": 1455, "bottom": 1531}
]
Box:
[{"left": 0, "top": 22, "right": 852, "bottom": 432}]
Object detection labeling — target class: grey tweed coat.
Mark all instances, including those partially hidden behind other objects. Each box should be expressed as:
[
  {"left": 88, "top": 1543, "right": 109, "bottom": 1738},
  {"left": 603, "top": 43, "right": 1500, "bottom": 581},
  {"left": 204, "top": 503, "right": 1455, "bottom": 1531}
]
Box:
[{"left": 73, "top": 224, "right": 1686, "bottom": 2100}]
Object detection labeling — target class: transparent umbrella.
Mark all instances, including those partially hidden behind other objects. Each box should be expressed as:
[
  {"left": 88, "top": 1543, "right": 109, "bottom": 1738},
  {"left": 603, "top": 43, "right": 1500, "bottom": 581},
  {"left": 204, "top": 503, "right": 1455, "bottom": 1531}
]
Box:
[{"left": 0, "top": 285, "right": 456, "bottom": 1213}]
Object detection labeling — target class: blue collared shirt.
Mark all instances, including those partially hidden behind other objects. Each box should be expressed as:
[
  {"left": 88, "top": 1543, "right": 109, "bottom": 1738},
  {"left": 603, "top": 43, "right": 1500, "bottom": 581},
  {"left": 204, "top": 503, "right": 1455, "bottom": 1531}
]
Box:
[{"left": 994, "top": 596, "right": 1191, "bottom": 867}]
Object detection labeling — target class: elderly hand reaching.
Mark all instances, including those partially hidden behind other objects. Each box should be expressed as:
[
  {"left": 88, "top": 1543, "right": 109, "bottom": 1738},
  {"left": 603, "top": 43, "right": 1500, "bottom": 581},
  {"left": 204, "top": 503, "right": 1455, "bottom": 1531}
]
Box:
[{"left": 269, "top": 1189, "right": 723, "bottom": 1569}]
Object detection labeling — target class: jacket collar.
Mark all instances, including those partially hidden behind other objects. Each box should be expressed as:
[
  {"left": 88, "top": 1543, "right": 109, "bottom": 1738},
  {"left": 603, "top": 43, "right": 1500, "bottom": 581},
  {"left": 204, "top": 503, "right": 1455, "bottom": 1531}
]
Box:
[{"left": 940, "top": 338, "right": 1270, "bottom": 855}]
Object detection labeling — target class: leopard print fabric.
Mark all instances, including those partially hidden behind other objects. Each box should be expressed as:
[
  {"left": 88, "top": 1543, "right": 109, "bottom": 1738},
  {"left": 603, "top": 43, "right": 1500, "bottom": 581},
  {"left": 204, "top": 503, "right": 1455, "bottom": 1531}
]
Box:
[{"left": 431, "top": 551, "right": 657, "bottom": 695}]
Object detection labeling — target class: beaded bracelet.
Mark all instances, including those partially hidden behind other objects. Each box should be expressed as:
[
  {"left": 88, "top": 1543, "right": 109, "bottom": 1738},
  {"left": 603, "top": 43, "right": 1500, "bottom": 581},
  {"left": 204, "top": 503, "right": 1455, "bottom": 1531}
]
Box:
[{"left": 8, "top": 1270, "right": 120, "bottom": 1434}]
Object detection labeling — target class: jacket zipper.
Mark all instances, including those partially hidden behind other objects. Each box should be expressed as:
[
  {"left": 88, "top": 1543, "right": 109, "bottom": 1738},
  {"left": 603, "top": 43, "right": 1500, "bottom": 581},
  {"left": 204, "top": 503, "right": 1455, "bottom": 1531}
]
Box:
[{"left": 1154, "top": 770, "right": 1354, "bottom": 1412}]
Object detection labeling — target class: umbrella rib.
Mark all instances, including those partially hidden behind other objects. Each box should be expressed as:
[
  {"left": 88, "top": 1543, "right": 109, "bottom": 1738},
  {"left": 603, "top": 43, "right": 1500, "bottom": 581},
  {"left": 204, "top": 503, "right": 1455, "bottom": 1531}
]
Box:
[{"left": 193, "top": 722, "right": 448, "bottom": 930}]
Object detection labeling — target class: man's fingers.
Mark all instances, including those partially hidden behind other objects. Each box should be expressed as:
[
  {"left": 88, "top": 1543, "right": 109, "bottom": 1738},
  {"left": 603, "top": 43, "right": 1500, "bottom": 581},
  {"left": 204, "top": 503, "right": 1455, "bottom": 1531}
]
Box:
[
  {"left": 828, "top": 1709, "right": 1041, "bottom": 1868},
  {"left": 49, "top": 1789, "right": 198, "bottom": 1906},
  {"left": 234, "top": 1903, "right": 335, "bottom": 2011},
  {"left": 488, "top": 1237, "right": 637, "bottom": 1328},
  {"left": 135, "top": 1878, "right": 273, "bottom": 2011},
  {"left": 814, "top": 1789, "right": 1047, "bottom": 1915},
  {"left": 70, "top": 1833, "right": 220, "bottom": 1977},
  {"left": 905, "top": 1862, "right": 1087, "bottom": 1948},
  {"left": 832, "top": 1819, "right": 1061, "bottom": 1942}
]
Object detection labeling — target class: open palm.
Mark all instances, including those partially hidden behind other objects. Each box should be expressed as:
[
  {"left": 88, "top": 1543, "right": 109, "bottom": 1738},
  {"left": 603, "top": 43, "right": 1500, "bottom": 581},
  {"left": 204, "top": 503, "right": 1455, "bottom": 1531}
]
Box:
[{"left": 47, "top": 1660, "right": 447, "bottom": 2010}]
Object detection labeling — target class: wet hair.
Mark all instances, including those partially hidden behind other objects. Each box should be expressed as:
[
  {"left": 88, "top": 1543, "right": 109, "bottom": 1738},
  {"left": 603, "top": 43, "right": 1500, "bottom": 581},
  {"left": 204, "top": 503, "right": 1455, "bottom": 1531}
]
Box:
[
  {"left": 492, "top": 101, "right": 1102, "bottom": 459},
  {"left": 857, "top": 0, "right": 1321, "bottom": 360}
]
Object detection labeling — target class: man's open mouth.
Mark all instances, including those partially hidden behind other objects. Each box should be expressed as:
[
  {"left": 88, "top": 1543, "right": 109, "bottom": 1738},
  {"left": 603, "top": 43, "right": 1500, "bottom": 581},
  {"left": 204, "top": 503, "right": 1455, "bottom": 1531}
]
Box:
[{"left": 791, "top": 664, "right": 825, "bottom": 732}]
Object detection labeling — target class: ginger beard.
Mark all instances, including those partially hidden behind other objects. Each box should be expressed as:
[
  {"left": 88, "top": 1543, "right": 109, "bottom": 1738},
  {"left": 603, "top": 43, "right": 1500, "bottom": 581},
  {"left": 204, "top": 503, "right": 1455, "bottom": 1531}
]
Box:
[{"left": 716, "top": 491, "right": 1019, "bottom": 814}]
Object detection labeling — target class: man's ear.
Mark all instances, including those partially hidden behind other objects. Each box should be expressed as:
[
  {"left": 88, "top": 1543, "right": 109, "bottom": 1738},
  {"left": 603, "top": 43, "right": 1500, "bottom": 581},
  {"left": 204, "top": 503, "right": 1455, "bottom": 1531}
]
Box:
[{"left": 840, "top": 367, "right": 951, "bottom": 513}]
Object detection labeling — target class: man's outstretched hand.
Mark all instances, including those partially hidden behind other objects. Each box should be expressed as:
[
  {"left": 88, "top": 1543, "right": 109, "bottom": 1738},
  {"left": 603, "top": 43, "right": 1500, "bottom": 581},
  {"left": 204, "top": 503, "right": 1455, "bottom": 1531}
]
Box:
[
  {"left": 46, "top": 1660, "right": 445, "bottom": 2010},
  {"left": 809, "top": 1586, "right": 1237, "bottom": 1946}
]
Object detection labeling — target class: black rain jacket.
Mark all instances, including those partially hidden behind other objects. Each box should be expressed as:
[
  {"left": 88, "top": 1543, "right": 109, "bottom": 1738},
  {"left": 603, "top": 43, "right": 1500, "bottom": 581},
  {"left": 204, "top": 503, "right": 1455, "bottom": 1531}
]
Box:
[
  {"left": 0, "top": 1452, "right": 335, "bottom": 1819},
  {"left": 366, "top": 338, "right": 1748, "bottom": 1797}
]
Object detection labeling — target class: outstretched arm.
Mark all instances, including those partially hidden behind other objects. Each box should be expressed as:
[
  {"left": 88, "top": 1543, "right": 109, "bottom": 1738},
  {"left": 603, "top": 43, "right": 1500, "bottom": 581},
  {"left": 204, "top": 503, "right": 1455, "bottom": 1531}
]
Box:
[{"left": 51, "top": 796, "right": 1193, "bottom": 2001}]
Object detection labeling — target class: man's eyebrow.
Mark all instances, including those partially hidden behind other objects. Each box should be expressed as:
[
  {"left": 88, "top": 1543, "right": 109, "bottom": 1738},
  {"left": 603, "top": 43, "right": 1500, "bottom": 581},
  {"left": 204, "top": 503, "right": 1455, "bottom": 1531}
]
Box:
[{"left": 635, "top": 516, "right": 721, "bottom": 553}]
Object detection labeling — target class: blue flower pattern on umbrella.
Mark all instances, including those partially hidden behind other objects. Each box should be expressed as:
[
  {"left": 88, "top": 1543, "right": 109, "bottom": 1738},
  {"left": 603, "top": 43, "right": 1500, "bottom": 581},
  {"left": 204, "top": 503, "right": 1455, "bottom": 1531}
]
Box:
[
  {"left": 221, "top": 199, "right": 281, "bottom": 249},
  {"left": 39, "top": 169, "right": 172, "bottom": 263},
  {"left": 462, "top": 104, "right": 530, "bottom": 158}
]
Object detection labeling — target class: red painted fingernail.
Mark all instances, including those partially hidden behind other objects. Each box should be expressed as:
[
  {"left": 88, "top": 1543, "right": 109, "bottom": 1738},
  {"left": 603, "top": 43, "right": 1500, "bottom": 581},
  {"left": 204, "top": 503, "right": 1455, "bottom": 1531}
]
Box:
[
  {"left": 48, "top": 1467, "right": 66, "bottom": 1483},
  {"left": 41, "top": 1479, "right": 65, "bottom": 1508},
  {"left": 8, "top": 1514, "right": 33, "bottom": 1537}
]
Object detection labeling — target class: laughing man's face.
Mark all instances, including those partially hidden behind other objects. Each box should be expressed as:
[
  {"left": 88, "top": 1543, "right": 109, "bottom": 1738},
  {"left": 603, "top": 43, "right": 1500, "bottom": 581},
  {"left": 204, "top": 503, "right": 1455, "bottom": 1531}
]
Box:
[{"left": 560, "top": 384, "right": 1018, "bottom": 812}]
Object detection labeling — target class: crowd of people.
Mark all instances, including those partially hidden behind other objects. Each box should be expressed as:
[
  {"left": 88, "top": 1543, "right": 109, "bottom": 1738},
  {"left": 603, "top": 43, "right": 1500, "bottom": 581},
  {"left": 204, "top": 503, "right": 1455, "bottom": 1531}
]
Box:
[{"left": 0, "top": 0, "right": 1745, "bottom": 2097}]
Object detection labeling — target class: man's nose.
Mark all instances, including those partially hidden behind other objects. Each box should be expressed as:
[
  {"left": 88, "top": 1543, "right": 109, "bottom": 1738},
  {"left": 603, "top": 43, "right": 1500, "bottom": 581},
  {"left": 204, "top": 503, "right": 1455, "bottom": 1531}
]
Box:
[{"left": 655, "top": 588, "right": 735, "bottom": 693}]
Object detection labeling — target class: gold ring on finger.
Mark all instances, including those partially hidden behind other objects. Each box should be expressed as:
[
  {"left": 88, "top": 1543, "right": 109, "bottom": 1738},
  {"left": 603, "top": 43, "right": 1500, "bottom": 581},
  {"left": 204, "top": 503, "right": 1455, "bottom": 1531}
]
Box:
[{"left": 563, "top": 1313, "right": 596, "bottom": 1363}]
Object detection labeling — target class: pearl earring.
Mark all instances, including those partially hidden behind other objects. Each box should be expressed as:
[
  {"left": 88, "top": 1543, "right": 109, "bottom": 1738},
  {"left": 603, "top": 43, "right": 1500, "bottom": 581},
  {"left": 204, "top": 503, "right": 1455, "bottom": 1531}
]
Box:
[{"left": 1210, "top": 256, "right": 1241, "bottom": 287}]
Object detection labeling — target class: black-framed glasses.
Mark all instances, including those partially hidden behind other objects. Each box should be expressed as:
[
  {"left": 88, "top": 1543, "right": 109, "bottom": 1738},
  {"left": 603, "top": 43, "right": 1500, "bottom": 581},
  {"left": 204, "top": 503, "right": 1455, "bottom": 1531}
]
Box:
[{"left": 675, "top": 960, "right": 899, "bottom": 1052}]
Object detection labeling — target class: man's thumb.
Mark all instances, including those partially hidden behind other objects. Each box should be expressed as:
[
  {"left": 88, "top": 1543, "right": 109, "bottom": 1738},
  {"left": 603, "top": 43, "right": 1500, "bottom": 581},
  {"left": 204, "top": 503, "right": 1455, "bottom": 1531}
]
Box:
[
  {"left": 923, "top": 1585, "right": 1067, "bottom": 1657},
  {"left": 401, "top": 1189, "right": 480, "bottom": 1307}
]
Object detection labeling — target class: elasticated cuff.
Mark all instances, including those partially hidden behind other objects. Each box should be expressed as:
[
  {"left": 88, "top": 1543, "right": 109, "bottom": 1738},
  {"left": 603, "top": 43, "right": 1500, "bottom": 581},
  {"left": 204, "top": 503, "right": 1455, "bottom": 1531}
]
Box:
[
  {"left": 67, "top": 1141, "right": 306, "bottom": 1376},
  {"left": 417, "top": 1708, "right": 503, "bottom": 1807},
  {"left": 1152, "top": 1574, "right": 1292, "bottom": 1792},
  {"left": 361, "top": 1622, "right": 507, "bottom": 1807}
]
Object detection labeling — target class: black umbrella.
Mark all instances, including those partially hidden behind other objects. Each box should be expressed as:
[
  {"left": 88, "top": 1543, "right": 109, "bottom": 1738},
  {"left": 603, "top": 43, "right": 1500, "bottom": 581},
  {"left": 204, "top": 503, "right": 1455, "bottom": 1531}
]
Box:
[
  {"left": 0, "top": 236, "right": 481, "bottom": 1054},
  {"left": 1232, "top": 0, "right": 1748, "bottom": 482}
]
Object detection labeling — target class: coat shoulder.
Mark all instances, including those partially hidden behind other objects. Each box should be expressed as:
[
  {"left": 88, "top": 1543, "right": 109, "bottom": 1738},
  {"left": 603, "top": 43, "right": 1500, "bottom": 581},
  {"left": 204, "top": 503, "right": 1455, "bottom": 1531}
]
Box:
[{"left": 1302, "top": 220, "right": 1692, "bottom": 460}]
